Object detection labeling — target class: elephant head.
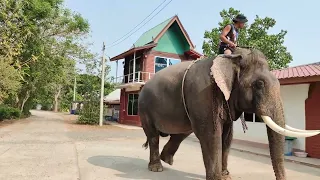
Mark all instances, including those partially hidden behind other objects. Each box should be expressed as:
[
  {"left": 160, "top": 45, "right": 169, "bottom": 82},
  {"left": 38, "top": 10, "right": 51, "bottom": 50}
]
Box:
[{"left": 211, "top": 47, "right": 320, "bottom": 179}]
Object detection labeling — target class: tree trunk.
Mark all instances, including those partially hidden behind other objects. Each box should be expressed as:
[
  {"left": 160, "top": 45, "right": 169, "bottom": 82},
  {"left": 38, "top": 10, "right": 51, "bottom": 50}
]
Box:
[
  {"left": 53, "top": 86, "right": 62, "bottom": 112},
  {"left": 20, "top": 91, "right": 30, "bottom": 113},
  {"left": 54, "top": 98, "right": 58, "bottom": 112},
  {"left": 15, "top": 96, "right": 20, "bottom": 107}
]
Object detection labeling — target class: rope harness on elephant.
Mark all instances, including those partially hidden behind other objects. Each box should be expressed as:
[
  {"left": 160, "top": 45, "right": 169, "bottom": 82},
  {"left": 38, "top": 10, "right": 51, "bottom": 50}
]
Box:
[
  {"left": 181, "top": 59, "right": 200, "bottom": 121},
  {"left": 181, "top": 58, "right": 248, "bottom": 133}
]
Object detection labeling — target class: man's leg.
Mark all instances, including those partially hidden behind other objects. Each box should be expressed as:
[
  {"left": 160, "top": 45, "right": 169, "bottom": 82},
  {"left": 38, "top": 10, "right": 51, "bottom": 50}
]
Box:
[{"left": 224, "top": 49, "right": 232, "bottom": 55}]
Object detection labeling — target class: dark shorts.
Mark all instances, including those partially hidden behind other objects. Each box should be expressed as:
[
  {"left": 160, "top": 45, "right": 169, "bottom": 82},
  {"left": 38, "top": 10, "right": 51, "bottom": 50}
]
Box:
[{"left": 218, "top": 45, "right": 234, "bottom": 54}]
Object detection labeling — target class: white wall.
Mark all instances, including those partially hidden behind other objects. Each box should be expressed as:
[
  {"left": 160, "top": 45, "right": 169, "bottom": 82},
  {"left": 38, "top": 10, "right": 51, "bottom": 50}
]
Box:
[{"left": 233, "top": 84, "right": 310, "bottom": 151}]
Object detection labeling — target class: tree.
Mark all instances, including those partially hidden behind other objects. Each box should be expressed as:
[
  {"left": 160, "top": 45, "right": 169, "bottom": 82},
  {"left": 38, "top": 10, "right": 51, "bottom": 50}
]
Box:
[
  {"left": 0, "top": 0, "right": 31, "bottom": 61},
  {"left": 17, "top": 0, "right": 92, "bottom": 113},
  {"left": 76, "top": 74, "right": 114, "bottom": 98},
  {"left": 0, "top": 59, "right": 21, "bottom": 103},
  {"left": 75, "top": 73, "right": 114, "bottom": 125},
  {"left": 202, "top": 8, "right": 293, "bottom": 70},
  {"left": 0, "top": 0, "right": 96, "bottom": 115}
]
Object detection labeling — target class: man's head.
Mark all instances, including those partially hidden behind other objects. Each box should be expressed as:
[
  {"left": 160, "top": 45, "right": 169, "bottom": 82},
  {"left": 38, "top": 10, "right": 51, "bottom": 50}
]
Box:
[{"left": 233, "top": 14, "right": 248, "bottom": 28}]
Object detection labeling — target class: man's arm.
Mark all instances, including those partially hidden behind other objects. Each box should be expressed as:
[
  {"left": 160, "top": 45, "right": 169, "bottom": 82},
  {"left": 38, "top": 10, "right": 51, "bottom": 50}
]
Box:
[{"left": 220, "top": 25, "right": 235, "bottom": 47}]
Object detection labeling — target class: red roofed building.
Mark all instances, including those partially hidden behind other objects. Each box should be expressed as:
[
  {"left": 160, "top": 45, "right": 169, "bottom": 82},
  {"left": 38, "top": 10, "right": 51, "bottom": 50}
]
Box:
[
  {"left": 272, "top": 62, "right": 320, "bottom": 84},
  {"left": 234, "top": 62, "right": 320, "bottom": 159}
]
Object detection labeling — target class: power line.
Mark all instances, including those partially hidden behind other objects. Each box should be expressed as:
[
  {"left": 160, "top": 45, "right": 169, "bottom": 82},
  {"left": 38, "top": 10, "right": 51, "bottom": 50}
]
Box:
[
  {"left": 106, "top": 0, "right": 173, "bottom": 48},
  {"left": 106, "top": 0, "right": 168, "bottom": 47}
]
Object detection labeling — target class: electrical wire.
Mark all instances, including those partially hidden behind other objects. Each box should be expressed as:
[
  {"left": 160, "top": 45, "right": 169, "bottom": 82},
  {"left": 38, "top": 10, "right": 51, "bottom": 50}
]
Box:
[
  {"left": 106, "top": 0, "right": 173, "bottom": 48},
  {"left": 106, "top": 0, "right": 168, "bottom": 47}
]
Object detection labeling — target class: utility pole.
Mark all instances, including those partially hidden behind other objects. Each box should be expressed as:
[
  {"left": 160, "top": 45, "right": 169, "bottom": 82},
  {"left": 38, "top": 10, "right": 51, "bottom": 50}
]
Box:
[
  {"left": 99, "top": 42, "right": 106, "bottom": 126},
  {"left": 73, "top": 76, "right": 76, "bottom": 102},
  {"left": 115, "top": 60, "right": 118, "bottom": 83}
]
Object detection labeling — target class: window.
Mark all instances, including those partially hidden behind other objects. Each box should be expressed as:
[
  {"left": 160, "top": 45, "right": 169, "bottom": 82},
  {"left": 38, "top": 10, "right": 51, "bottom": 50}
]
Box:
[
  {"left": 243, "top": 113, "right": 263, "bottom": 123},
  {"left": 154, "top": 56, "right": 181, "bottom": 73},
  {"left": 127, "top": 94, "right": 139, "bottom": 115}
]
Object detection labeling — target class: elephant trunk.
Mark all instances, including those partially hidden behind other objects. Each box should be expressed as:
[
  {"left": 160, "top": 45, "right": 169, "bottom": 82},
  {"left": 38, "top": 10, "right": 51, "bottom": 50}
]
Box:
[{"left": 265, "top": 104, "right": 286, "bottom": 180}]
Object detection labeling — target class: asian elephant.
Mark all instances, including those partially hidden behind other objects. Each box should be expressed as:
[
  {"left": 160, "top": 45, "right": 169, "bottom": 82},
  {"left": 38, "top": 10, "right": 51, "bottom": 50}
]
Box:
[{"left": 138, "top": 47, "right": 320, "bottom": 180}]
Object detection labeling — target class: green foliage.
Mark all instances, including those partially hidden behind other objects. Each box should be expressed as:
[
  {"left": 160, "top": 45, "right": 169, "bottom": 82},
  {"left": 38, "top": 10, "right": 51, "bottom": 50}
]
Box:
[
  {"left": 0, "top": 105, "right": 21, "bottom": 121},
  {"left": 0, "top": 0, "right": 31, "bottom": 60},
  {"left": 41, "top": 104, "right": 52, "bottom": 111},
  {"left": 76, "top": 74, "right": 115, "bottom": 98},
  {"left": 77, "top": 95, "right": 100, "bottom": 125},
  {"left": 75, "top": 73, "right": 114, "bottom": 125},
  {"left": 0, "top": 0, "right": 100, "bottom": 115},
  {"left": 202, "top": 7, "right": 293, "bottom": 70},
  {"left": 0, "top": 59, "right": 21, "bottom": 102}
]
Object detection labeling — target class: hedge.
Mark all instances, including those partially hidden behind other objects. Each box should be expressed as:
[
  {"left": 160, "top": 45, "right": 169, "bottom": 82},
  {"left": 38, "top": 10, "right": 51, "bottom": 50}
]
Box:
[{"left": 0, "top": 105, "right": 21, "bottom": 121}]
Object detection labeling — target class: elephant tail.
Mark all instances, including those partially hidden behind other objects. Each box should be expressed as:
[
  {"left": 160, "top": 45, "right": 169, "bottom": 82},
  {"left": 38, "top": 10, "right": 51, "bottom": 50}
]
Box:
[{"left": 142, "top": 139, "right": 149, "bottom": 149}]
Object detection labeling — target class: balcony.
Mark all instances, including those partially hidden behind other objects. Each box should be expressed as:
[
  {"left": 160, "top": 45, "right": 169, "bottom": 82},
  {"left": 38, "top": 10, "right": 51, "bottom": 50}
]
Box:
[{"left": 112, "top": 71, "right": 154, "bottom": 90}]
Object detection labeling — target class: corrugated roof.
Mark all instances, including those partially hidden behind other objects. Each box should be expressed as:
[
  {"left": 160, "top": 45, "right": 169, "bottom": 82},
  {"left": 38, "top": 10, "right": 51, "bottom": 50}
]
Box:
[
  {"left": 272, "top": 62, "right": 320, "bottom": 79},
  {"left": 133, "top": 16, "right": 174, "bottom": 47},
  {"left": 104, "top": 89, "right": 120, "bottom": 102}
]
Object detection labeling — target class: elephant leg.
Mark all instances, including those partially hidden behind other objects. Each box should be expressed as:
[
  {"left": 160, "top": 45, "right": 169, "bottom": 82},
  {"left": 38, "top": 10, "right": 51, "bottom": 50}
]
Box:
[
  {"left": 140, "top": 114, "right": 163, "bottom": 172},
  {"left": 195, "top": 123, "right": 223, "bottom": 180},
  {"left": 222, "top": 122, "right": 233, "bottom": 179},
  {"left": 160, "top": 133, "right": 191, "bottom": 165},
  {"left": 148, "top": 134, "right": 163, "bottom": 172}
]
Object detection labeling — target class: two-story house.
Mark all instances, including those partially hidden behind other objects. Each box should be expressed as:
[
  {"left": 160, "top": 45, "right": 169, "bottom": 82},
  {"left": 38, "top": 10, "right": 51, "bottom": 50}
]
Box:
[{"left": 110, "top": 15, "right": 202, "bottom": 126}]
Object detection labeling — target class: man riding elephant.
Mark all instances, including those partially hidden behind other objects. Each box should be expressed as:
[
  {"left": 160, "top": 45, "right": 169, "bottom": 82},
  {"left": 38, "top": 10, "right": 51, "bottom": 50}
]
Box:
[
  {"left": 138, "top": 47, "right": 320, "bottom": 180},
  {"left": 219, "top": 14, "right": 248, "bottom": 55}
]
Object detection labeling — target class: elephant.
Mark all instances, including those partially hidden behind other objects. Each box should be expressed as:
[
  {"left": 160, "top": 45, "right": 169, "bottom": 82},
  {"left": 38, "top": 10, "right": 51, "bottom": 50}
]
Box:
[{"left": 138, "top": 47, "right": 320, "bottom": 180}]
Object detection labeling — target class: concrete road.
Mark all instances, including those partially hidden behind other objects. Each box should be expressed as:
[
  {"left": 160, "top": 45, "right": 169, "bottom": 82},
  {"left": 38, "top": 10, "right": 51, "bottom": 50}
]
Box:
[{"left": 0, "top": 111, "right": 319, "bottom": 180}]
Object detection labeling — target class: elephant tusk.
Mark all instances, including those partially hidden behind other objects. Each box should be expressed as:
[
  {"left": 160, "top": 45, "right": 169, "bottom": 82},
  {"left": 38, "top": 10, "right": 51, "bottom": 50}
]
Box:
[
  {"left": 285, "top": 125, "right": 320, "bottom": 133},
  {"left": 261, "top": 116, "right": 320, "bottom": 138}
]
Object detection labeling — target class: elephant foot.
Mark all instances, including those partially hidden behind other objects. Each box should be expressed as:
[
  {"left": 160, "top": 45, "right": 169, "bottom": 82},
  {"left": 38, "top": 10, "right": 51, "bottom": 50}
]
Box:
[
  {"left": 148, "top": 161, "right": 163, "bottom": 172},
  {"left": 160, "top": 152, "right": 173, "bottom": 165},
  {"left": 222, "top": 170, "right": 232, "bottom": 180}
]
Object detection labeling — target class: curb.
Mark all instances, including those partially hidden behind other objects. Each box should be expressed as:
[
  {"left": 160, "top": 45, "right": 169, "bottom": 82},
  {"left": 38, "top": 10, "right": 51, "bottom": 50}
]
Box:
[
  {"left": 230, "top": 147, "right": 320, "bottom": 169},
  {"left": 187, "top": 135, "right": 319, "bottom": 169}
]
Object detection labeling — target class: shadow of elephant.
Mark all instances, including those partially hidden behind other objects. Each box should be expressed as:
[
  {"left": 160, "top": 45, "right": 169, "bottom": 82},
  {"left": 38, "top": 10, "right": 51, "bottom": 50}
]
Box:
[{"left": 87, "top": 155, "right": 205, "bottom": 180}]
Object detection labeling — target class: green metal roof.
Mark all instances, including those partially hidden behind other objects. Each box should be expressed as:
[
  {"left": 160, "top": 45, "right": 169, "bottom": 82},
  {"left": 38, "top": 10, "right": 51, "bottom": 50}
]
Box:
[{"left": 133, "top": 16, "right": 174, "bottom": 47}]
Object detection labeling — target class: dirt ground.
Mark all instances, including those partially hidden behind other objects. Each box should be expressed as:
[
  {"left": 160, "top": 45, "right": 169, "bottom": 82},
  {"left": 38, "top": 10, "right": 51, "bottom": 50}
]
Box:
[{"left": 0, "top": 110, "right": 319, "bottom": 180}]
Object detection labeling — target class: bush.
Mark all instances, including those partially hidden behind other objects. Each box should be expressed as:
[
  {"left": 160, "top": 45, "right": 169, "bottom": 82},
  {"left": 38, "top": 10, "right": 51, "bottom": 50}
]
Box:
[
  {"left": 77, "top": 95, "right": 100, "bottom": 125},
  {"left": 0, "top": 105, "right": 21, "bottom": 121},
  {"left": 74, "top": 110, "right": 80, "bottom": 115},
  {"left": 41, "top": 104, "right": 51, "bottom": 111}
]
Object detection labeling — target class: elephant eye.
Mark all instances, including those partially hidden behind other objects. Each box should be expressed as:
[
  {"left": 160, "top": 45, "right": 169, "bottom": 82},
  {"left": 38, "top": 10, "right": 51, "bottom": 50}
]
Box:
[{"left": 255, "top": 80, "right": 264, "bottom": 89}]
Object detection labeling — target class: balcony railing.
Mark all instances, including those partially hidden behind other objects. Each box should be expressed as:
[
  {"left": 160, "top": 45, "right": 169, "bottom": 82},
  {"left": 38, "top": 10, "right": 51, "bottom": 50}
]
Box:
[{"left": 112, "top": 71, "right": 155, "bottom": 85}]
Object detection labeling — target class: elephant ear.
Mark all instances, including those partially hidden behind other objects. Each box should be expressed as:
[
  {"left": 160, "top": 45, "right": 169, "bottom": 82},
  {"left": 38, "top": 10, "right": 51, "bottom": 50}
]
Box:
[{"left": 210, "top": 54, "right": 242, "bottom": 101}]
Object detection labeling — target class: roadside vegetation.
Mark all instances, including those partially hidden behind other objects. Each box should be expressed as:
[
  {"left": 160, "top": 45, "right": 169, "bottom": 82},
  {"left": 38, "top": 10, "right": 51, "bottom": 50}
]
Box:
[{"left": 0, "top": 0, "right": 113, "bottom": 123}]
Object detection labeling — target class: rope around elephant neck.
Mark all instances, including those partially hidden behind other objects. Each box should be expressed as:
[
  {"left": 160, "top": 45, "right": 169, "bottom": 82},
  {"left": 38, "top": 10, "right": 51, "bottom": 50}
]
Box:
[
  {"left": 181, "top": 58, "right": 248, "bottom": 133},
  {"left": 181, "top": 59, "right": 235, "bottom": 125},
  {"left": 181, "top": 60, "right": 200, "bottom": 121}
]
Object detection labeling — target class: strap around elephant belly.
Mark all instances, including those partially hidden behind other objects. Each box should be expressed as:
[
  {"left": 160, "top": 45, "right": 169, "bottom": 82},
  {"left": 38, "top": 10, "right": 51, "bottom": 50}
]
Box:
[{"left": 181, "top": 59, "right": 200, "bottom": 121}]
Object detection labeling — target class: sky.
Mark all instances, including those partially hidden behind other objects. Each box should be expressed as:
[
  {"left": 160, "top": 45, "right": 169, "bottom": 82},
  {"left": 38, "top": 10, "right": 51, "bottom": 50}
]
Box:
[{"left": 64, "top": 0, "right": 320, "bottom": 78}]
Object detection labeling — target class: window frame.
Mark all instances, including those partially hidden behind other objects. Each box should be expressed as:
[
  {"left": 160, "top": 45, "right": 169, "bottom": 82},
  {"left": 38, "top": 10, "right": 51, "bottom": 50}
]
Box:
[
  {"left": 243, "top": 113, "right": 263, "bottom": 123},
  {"left": 127, "top": 93, "right": 139, "bottom": 116},
  {"left": 154, "top": 56, "right": 181, "bottom": 73}
]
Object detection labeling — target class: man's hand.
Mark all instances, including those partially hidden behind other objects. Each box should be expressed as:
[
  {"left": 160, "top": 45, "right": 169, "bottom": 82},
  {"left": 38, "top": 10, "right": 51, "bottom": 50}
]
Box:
[{"left": 228, "top": 42, "right": 236, "bottom": 48}]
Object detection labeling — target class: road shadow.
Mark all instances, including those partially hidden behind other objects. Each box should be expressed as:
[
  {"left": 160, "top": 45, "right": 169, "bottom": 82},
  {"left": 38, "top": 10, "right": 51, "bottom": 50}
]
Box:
[{"left": 87, "top": 155, "right": 205, "bottom": 180}]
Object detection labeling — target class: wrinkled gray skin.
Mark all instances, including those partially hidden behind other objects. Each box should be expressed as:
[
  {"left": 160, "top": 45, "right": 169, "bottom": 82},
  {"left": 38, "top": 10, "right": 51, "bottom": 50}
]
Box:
[{"left": 139, "top": 48, "right": 286, "bottom": 180}]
